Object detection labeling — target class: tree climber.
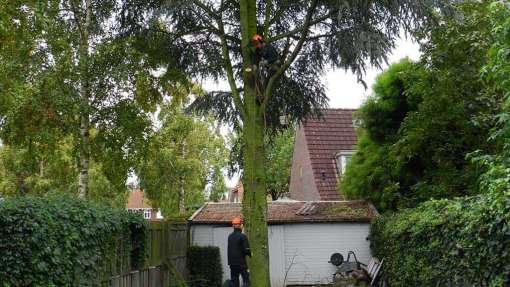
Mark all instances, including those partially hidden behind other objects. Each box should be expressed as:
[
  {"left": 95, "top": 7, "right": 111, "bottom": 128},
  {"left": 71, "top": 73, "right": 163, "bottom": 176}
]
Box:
[
  {"left": 251, "top": 34, "right": 279, "bottom": 69},
  {"left": 248, "top": 34, "right": 280, "bottom": 98}
]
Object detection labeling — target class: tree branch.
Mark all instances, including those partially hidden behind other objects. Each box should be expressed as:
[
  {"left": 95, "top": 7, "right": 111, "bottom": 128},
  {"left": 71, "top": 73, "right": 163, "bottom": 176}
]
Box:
[
  {"left": 262, "top": 0, "right": 319, "bottom": 110},
  {"left": 217, "top": 1, "right": 246, "bottom": 120},
  {"left": 267, "top": 8, "right": 337, "bottom": 43},
  {"left": 268, "top": 4, "right": 286, "bottom": 28},
  {"left": 263, "top": 0, "right": 273, "bottom": 37},
  {"left": 191, "top": 0, "right": 220, "bottom": 21},
  {"left": 69, "top": 0, "right": 84, "bottom": 37}
]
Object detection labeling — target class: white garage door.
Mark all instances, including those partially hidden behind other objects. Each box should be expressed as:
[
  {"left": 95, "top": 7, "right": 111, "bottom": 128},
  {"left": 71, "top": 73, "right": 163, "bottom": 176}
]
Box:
[{"left": 282, "top": 223, "right": 371, "bottom": 285}]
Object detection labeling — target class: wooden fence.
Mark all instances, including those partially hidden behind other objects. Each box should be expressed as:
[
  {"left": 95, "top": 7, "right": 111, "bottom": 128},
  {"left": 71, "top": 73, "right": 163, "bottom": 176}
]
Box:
[{"left": 104, "top": 221, "right": 188, "bottom": 287}]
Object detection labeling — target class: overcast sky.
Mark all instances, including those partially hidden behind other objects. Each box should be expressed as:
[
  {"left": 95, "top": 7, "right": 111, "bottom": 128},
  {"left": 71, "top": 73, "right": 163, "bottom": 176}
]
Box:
[
  {"left": 207, "top": 37, "right": 421, "bottom": 187},
  {"left": 326, "top": 37, "right": 421, "bottom": 109}
]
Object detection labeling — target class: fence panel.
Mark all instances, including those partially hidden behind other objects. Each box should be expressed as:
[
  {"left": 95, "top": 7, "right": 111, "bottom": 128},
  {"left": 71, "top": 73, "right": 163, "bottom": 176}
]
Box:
[{"left": 104, "top": 221, "right": 188, "bottom": 287}]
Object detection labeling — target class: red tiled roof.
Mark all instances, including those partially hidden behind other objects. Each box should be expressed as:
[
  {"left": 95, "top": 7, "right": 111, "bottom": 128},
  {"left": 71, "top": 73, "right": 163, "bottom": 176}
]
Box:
[
  {"left": 126, "top": 190, "right": 152, "bottom": 209},
  {"left": 189, "top": 201, "right": 377, "bottom": 224},
  {"left": 303, "top": 109, "right": 357, "bottom": 200}
]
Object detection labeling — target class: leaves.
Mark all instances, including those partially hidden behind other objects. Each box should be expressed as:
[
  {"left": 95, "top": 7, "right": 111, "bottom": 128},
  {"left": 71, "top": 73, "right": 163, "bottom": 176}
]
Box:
[
  {"left": 341, "top": 1, "right": 506, "bottom": 211},
  {"left": 0, "top": 1, "right": 160, "bottom": 201},
  {"left": 370, "top": 192, "right": 510, "bottom": 286},
  {"left": 0, "top": 194, "right": 148, "bottom": 286},
  {"left": 138, "top": 95, "right": 229, "bottom": 217}
]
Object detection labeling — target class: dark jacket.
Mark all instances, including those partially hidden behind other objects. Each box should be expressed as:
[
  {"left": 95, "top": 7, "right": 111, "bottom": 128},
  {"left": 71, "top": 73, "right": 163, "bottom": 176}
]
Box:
[{"left": 227, "top": 228, "right": 251, "bottom": 266}]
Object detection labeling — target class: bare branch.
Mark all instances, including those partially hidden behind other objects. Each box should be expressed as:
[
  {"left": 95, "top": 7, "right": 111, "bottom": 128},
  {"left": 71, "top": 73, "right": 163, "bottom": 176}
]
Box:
[
  {"left": 267, "top": 8, "right": 337, "bottom": 43},
  {"left": 267, "top": 5, "right": 286, "bottom": 28},
  {"left": 217, "top": 2, "right": 246, "bottom": 120},
  {"left": 191, "top": 0, "right": 220, "bottom": 21},
  {"left": 263, "top": 0, "right": 273, "bottom": 37},
  {"left": 69, "top": 0, "right": 84, "bottom": 37},
  {"left": 262, "top": 0, "right": 319, "bottom": 110}
]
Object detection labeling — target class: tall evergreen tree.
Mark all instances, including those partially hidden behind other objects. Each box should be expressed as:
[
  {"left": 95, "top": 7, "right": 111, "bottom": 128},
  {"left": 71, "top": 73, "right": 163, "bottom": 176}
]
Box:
[{"left": 120, "top": 0, "right": 449, "bottom": 284}]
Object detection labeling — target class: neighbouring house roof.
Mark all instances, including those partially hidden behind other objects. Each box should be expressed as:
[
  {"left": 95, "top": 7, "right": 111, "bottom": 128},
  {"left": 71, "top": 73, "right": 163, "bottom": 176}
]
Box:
[
  {"left": 188, "top": 200, "right": 377, "bottom": 224},
  {"left": 126, "top": 189, "right": 152, "bottom": 209},
  {"left": 302, "top": 109, "right": 357, "bottom": 200},
  {"left": 229, "top": 182, "right": 244, "bottom": 203}
]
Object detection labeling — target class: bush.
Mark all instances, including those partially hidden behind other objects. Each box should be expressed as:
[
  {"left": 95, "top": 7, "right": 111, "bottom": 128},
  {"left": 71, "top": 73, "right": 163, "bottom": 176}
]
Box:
[
  {"left": 0, "top": 194, "right": 147, "bottom": 287},
  {"left": 187, "top": 246, "right": 223, "bottom": 287},
  {"left": 370, "top": 191, "right": 510, "bottom": 286}
]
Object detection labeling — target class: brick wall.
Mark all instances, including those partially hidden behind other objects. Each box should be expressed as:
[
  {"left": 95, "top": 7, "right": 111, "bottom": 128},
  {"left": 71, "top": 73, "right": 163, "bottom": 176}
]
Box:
[{"left": 289, "top": 125, "right": 320, "bottom": 201}]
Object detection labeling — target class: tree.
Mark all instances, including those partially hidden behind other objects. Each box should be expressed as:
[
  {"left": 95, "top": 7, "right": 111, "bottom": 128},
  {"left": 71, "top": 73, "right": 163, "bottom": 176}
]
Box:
[
  {"left": 0, "top": 1, "right": 160, "bottom": 199},
  {"left": 341, "top": 1, "right": 505, "bottom": 211},
  {"left": 0, "top": 138, "right": 128, "bottom": 207},
  {"left": 227, "top": 127, "right": 295, "bottom": 200},
  {"left": 138, "top": 93, "right": 228, "bottom": 216},
  {"left": 474, "top": 1, "right": 510, "bottom": 196},
  {"left": 265, "top": 128, "right": 295, "bottom": 200},
  {"left": 119, "top": 0, "right": 447, "bottom": 284}
]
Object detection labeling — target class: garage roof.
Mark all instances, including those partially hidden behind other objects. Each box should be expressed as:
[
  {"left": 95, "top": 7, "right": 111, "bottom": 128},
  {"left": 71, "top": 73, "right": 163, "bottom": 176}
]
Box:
[{"left": 189, "top": 201, "right": 378, "bottom": 224}]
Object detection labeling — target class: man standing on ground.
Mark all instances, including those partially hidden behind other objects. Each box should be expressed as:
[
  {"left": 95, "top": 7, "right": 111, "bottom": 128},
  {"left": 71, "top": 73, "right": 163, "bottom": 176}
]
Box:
[{"left": 228, "top": 217, "right": 251, "bottom": 287}]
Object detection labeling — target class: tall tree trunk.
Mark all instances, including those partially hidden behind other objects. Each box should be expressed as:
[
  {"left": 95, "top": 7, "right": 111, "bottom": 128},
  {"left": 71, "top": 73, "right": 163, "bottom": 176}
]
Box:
[
  {"left": 77, "top": 0, "right": 92, "bottom": 198},
  {"left": 240, "top": 1, "right": 271, "bottom": 286},
  {"left": 178, "top": 143, "right": 186, "bottom": 214},
  {"left": 179, "top": 176, "right": 185, "bottom": 214}
]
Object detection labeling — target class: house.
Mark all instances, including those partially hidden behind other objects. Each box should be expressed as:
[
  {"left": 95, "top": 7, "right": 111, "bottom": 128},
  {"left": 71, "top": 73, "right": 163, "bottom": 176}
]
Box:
[
  {"left": 289, "top": 109, "right": 357, "bottom": 201},
  {"left": 224, "top": 181, "right": 274, "bottom": 203},
  {"left": 189, "top": 200, "right": 377, "bottom": 286},
  {"left": 126, "top": 189, "right": 163, "bottom": 220},
  {"left": 228, "top": 182, "right": 244, "bottom": 203}
]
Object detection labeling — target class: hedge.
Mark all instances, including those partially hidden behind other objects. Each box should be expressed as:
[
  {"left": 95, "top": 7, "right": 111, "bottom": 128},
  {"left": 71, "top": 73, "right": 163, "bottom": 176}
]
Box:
[
  {"left": 0, "top": 194, "right": 147, "bottom": 287},
  {"left": 187, "top": 246, "right": 223, "bottom": 287},
  {"left": 370, "top": 191, "right": 510, "bottom": 287}
]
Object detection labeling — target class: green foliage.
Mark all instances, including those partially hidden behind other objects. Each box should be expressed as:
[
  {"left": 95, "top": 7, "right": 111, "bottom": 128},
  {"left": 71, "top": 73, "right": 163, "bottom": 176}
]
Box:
[
  {"left": 472, "top": 1, "right": 510, "bottom": 196},
  {"left": 340, "top": 59, "right": 417, "bottom": 210},
  {"left": 0, "top": 194, "right": 147, "bottom": 287},
  {"left": 370, "top": 191, "right": 510, "bottom": 286},
  {"left": 138, "top": 91, "right": 229, "bottom": 217},
  {"left": 0, "top": 1, "right": 159, "bottom": 200},
  {"left": 341, "top": 1, "right": 504, "bottom": 211},
  {"left": 265, "top": 128, "right": 295, "bottom": 200},
  {"left": 0, "top": 140, "right": 127, "bottom": 208},
  {"left": 187, "top": 246, "right": 223, "bottom": 287},
  {"left": 227, "top": 127, "right": 295, "bottom": 200}
]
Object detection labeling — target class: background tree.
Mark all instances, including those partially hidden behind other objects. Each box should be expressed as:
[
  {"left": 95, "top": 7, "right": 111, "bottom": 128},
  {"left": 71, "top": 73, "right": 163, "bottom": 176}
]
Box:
[
  {"left": 0, "top": 1, "right": 160, "bottom": 200},
  {"left": 120, "top": 0, "right": 449, "bottom": 284},
  {"left": 341, "top": 1, "right": 504, "bottom": 211},
  {"left": 228, "top": 127, "right": 295, "bottom": 201},
  {"left": 474, "top": 1, "right": 510, "bottom": 196},
  {"left": 138, "top": 90, "right": 228, "bottom": 216},
  {"left": 265, "top": 128, "right": 295, "bottom": 200}
]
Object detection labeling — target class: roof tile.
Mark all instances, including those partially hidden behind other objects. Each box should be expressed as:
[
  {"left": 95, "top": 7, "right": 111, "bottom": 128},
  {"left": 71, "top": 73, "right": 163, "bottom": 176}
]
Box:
[
  {"left": 302, "top": 109, "right": 357, "bottom": 200},
  {"left": 189, "top": 201, "right": 377, "bottom": 224}
]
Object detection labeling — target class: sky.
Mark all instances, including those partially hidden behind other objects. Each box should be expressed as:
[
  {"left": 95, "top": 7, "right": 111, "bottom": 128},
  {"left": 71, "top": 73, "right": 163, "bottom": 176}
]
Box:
[
  {"left": 205, "top": 37, "right": 422, "bottom": 187},
  {"left": 326, "top": 37, "right": 421, "bottom": 109}
]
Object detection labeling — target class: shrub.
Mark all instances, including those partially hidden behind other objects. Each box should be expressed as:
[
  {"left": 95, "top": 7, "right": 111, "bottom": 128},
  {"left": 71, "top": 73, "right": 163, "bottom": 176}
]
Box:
[
  {"left": 187, "top": 246, "right": 223, "bottom": 287},
  {"left": 370, "top": 191, "right": 510, "bottom": 286},
  {"left": 0, "top": 194, "right": 147, "bottom": 286}
]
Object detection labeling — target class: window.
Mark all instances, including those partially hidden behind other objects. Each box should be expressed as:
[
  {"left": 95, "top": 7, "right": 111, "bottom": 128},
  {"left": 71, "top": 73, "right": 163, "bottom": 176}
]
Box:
[
  {"left": 143, "top": 209, "right": 151, "bottom": 219},
  {"left": 336, "top": 150, "right": 355, "bottom": 175}
]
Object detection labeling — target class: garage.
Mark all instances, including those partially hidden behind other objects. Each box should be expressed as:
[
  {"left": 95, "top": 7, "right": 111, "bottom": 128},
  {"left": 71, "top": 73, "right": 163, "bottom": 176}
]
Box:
[{"left": 188, "top": 200, "right": 378, "bottom": 286}]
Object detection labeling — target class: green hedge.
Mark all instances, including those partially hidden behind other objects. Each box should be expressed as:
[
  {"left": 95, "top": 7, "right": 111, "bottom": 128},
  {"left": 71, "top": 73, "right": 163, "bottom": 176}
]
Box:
[
  {"left": 370, "top": 192, "right": 510, "bottom": 287},
  {"left": 187, "top": 246, "right": 223, "bottom": 287},
  {"left": 0, "top": 194, "right": 147, "bottom": 287}
]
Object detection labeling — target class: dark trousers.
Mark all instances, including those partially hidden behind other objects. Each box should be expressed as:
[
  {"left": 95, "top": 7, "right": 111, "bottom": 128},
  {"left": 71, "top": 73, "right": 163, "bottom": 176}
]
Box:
[{"left": 230, "top": 265, "right": 250, "bottom": 287}]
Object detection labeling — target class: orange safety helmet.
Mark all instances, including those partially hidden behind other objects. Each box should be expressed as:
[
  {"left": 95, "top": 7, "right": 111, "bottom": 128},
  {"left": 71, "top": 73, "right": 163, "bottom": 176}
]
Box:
[
  {"left": 232, "top": 216, "right": 242, "bottom": 225},
  {"left": 251, "top": 34, "right": 264, "bottom": 47}
]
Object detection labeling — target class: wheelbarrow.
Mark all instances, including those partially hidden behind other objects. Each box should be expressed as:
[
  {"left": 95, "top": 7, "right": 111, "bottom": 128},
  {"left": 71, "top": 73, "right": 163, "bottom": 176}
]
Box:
[{"left": 329, "top": 251, "right": 364, "bottom": 282}]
